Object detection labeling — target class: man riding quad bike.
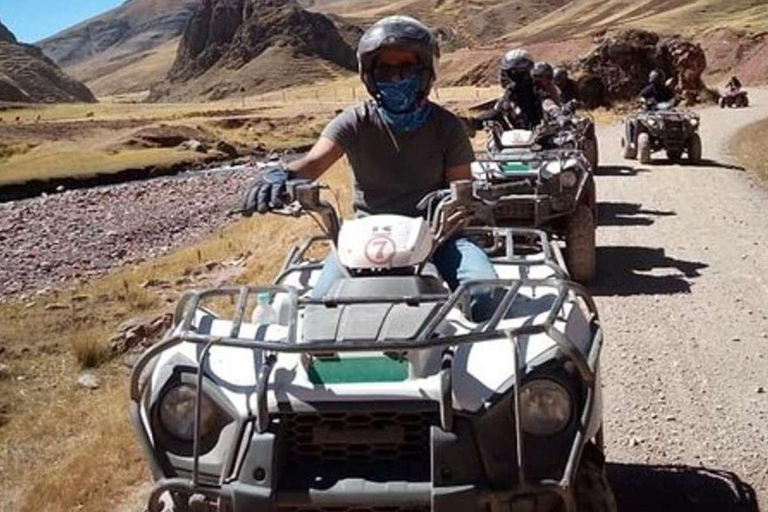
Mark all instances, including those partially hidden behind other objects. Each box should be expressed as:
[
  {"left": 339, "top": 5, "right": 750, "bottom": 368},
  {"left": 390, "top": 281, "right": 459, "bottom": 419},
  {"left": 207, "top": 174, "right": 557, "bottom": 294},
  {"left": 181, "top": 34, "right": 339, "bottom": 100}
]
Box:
[
  {"left": 474, "top": 49, "right": 559, "bottom": 131},
  {"left": 622, "top": 69, "right": 702, "bottom": 164},
  {"left": 130, "top": 17, "right": 617, "bottom": 512},
  {"left": 719, "top": 76, "right": 749, "bottom": 108},
  {"left": 477, "top": 110, "right": 598, "bottom": 284}
]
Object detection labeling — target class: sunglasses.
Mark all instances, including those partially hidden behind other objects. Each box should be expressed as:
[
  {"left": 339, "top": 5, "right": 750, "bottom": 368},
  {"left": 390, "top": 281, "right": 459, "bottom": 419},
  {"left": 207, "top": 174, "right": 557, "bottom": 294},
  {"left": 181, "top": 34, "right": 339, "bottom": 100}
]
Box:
[{"left": 373, "top": 62, "right": 422, "bottom": 82}]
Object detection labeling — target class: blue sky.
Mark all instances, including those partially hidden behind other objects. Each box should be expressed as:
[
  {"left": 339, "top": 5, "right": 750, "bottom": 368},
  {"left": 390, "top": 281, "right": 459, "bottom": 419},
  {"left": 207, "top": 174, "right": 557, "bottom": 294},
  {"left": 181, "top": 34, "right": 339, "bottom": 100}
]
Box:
[{"left": 0, "top": 0, "right": 124, "bottom": 43}]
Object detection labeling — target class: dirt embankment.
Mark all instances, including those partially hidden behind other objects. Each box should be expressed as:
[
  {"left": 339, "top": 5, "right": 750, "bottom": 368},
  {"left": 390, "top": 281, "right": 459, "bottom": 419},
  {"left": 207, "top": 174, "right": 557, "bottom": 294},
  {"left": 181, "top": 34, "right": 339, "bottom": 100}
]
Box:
[{"left": 731, "top": 117, "right": 768, "bottom": 186}]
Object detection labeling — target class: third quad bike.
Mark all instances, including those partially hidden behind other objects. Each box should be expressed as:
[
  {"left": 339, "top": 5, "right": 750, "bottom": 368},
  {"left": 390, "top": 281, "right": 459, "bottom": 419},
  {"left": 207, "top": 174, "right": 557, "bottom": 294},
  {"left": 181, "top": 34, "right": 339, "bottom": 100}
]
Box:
[
  {"left": 130, "top": 179, "right": 615, "bottom": 512},
  {"left": 621, "top": 98, "right": 702, "bottom": 164},
  {"left": 719, "top": 88, "right": 749, "bottom": 108},
  {"left": 477, "top": 122, "right": 597, "bottom": 284}
]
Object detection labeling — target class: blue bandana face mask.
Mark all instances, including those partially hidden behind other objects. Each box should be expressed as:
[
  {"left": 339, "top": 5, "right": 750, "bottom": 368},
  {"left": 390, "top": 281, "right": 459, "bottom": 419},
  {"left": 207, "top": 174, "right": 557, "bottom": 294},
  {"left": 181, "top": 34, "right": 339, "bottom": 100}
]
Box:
[{"left": 376, "top": 75, "right": 432, "bottom": 132}]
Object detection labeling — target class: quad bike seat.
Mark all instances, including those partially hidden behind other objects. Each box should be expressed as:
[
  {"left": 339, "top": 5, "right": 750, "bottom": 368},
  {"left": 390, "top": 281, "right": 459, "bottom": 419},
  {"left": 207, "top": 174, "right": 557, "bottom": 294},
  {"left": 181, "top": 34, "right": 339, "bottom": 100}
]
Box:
[{"left": 302, "top": 273, "right": 448, "bottom": 343}]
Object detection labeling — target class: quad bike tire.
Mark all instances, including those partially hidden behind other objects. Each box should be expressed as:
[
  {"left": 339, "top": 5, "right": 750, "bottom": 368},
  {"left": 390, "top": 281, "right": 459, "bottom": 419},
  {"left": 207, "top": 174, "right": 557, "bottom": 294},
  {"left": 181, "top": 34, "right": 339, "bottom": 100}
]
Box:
[
  {"left": 719, "top": 98, "right": 726, "bottom": 108},
  {"left": 667, "top": 149, "right": 683, "bottom": 161},
  {"left": 584, "top": 137, "right": 599, "bottom": 172},
  {"left": 637, "top": 133, "right": 651, "bottom": 164},
  {"left": 570, "top": 442, "right": 619, "bottom": 512},
  {"left": 621, "top": 136, "right": 636, "bottom": 160},
  {"left": 688, "top": 134, "right": 702, "bottom": 163},
  {"left": 566, "top": 203, "right": 596, "bottom": 284}
]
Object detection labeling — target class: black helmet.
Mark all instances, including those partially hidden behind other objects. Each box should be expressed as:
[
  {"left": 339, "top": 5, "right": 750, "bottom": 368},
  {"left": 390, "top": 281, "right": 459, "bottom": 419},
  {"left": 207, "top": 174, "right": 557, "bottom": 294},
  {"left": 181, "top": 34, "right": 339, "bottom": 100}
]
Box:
[
  {"left": 532, "top": 62, "right": 554, "bottom": 81},
  {"left": 357, "top": 16, "right": 439, "bottom": 100},
  {"left": 553, "top": 66, "right": 568, "bottom": 83},
  {"left": 649, "top": 69, "right": 665, "bottom": 85},
  {"left": 500, "top": 48, "right": 533, "bottom": 73}
]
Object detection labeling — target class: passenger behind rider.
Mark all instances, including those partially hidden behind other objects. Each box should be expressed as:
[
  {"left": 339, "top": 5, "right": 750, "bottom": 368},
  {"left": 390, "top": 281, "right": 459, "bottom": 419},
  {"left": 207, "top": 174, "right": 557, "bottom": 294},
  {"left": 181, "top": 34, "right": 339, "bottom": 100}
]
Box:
[
  {"left": 241, "top": 15, "right": 499, "bottom": 321},
  {"left": 639, "top": 69, "right": 676, "bottom": 106},
  {"left": 553, "top": 67, "right": 579, "bottom": 104},
  {"left": 532, "top": 62, "right": 562, "bottom": 109}
]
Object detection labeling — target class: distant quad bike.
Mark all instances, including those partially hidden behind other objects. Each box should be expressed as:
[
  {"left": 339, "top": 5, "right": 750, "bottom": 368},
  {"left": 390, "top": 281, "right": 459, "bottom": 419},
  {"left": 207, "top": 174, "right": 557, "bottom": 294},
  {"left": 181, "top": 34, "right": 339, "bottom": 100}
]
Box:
[
  {"left": 131, "top": 180, "right": 615, "bottom": 512},
  {"left": 478, "top": 123, "right": 597, "bottom": 284},
  {"left": 719, "top": 89, "right": 749, "bottom": 108},
  {"left": 621, "top": 98, "right": 702, "bottom": 164}
]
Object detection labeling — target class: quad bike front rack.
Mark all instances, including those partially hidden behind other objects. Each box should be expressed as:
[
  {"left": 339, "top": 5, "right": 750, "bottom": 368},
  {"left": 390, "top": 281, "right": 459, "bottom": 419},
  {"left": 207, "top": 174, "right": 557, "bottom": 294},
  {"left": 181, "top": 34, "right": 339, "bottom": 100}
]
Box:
[{"left": 130, "top": 227, "right": 604, "bottom": 512}]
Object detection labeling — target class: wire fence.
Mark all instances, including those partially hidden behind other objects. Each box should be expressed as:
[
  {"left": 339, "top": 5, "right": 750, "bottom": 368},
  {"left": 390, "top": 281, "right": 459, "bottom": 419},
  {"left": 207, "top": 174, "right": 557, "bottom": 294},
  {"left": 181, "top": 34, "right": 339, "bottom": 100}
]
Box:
[{"left": 248, "top": 86, "right": 501, "bottom": 106}]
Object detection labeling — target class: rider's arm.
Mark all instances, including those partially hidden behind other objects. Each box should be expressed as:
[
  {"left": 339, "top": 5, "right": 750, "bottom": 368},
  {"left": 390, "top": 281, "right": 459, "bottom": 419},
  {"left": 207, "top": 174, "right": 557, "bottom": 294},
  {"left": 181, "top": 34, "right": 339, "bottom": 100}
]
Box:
[
  {"left": 446, "top": 164, "right": 472, "bottom": 182},
  {"left": 287, "top": 137, "right": 344, "bottom": 181},
  {"left": 444, "top": 112, "right": 475, "bottom": 182}
]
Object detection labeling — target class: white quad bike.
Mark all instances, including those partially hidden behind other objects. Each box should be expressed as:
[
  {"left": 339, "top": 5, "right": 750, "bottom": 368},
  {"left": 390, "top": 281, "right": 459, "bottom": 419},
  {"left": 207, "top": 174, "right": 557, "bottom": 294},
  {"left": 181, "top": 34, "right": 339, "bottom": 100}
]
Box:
[
  {"left": 475, "top": 125, "right": 597, "bottom": 284},
  {"left": 130, "top": 180, "right": 615, "bottom": 512}
]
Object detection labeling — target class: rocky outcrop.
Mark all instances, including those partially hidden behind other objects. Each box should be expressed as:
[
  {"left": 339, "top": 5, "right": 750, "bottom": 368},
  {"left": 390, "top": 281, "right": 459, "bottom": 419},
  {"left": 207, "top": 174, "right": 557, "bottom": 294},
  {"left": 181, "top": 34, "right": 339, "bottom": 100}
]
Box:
[
  {"left": 152, "top": 0, "right": 358, "bottom": 101},
  {"left": 575, "top": 30, "right": 709, "bottom": 107},
  {"left": 0, "top": 19, "right": 96, "bottom": 103}
]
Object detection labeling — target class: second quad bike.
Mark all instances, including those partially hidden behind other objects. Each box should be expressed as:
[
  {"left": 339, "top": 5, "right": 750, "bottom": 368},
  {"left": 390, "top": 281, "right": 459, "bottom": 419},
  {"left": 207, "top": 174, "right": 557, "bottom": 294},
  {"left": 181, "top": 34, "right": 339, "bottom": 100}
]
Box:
[
  {"left": 621, "top": 98, "right": 702, "bottom": 164},
  {"left": 477, "top": 123, "right": 597, "bottom": 284},
  {"left": 130, "top": 180, "right": 615, "bottom": 512},
  {"left": 719, "top": 89, "right": 749, "bottom": 108}
]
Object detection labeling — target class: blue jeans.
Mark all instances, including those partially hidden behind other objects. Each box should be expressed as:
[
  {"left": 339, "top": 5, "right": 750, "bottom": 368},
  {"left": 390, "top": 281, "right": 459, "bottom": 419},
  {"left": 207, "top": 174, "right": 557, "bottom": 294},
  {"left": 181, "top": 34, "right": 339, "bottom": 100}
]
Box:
[{"left": 311, "top": 237, "right": 499, "bottom": 321}]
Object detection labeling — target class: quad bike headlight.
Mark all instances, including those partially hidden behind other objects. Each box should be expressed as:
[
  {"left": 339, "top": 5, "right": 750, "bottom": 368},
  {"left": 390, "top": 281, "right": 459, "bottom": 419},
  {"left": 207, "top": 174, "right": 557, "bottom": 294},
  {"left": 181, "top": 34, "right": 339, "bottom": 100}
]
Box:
[
  {"left": 159, "top": 384, "right": 218, "bottom": 442},
  {"left": 689, "top": 117, "right": 699, "bottom": 127},
  {"left": 560, "top": 171, "right": 578, "bottom": 188},
  {"left": 520, "top": 379, "right": 572, "bottom": 436}
]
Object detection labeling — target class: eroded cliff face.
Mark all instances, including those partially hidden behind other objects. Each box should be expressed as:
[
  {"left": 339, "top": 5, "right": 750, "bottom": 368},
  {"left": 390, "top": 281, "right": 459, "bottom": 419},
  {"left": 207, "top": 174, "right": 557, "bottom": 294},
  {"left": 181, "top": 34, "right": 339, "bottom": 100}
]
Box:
[
  {"left": 0, "top": 19, "right": 96, "bottom": 103},
  {"left": 151, "top": 0, "right": 359, "bottom": 101}
]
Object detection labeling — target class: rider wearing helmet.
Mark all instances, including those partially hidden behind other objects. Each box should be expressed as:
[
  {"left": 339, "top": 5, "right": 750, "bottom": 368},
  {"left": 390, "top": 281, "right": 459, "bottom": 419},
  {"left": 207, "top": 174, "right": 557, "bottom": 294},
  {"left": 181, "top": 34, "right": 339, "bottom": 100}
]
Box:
[
  {"left": 640, "top": 69, "right": 676, "bottom": 104},
  {"left": 474, "top": 49, "right": 551, "bottom": 130},
  {"left": 553, "top": 66, "right": 579, "bottom": 104},
  {"left": 532, "top": 61, "right": 561, "bottom": 107},
  {"left": 726, "top": 75, "right": 742, "bottom": 92},
  {"left": 242, "top": 16, "right": 498, "bottom": 320}
]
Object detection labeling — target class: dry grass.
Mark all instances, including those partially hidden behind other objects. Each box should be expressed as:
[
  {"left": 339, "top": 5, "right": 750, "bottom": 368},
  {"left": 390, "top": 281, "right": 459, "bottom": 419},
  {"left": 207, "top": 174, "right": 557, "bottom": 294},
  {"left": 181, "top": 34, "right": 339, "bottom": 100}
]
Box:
[
  {"left": 67, "top": 327, "right": 111, "bottom": 368},
  {"left": 0, "top": 160, "right": 351, "bottom": 511},
  {"left": 0, "top": 146, "right": 206, "bottom": 185},
  {"left": 732, "top": 117, "right": 768, "bottom": 186}
]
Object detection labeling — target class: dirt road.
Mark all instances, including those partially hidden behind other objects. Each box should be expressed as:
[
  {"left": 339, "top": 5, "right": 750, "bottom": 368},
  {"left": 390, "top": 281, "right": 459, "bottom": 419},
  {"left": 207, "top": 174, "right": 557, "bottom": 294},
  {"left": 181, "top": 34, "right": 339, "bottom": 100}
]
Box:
[{"left": 596, "top": 90, "right": 768, "bottom": 510}]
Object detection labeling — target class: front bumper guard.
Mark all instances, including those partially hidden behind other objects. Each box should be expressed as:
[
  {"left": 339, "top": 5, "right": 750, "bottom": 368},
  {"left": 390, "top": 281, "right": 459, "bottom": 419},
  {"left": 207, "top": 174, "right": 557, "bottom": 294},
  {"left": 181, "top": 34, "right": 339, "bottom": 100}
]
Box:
[{"left": 132, "top": 229, "right": 603, "bottom": 512}]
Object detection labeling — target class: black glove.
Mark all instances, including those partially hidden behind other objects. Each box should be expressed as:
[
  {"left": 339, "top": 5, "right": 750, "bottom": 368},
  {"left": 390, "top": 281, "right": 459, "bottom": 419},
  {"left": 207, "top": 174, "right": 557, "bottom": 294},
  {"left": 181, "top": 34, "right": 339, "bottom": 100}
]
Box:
[{"left": 242, "top": 166, "right": 295, "bottom": 216}]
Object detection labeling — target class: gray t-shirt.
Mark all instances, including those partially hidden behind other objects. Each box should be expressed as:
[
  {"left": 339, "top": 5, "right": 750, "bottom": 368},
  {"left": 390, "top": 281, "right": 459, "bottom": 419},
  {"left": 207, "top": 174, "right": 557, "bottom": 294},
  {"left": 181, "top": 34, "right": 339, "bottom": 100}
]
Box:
[{"left": 321, "top": 101, "right": 475, "bottom": 217}]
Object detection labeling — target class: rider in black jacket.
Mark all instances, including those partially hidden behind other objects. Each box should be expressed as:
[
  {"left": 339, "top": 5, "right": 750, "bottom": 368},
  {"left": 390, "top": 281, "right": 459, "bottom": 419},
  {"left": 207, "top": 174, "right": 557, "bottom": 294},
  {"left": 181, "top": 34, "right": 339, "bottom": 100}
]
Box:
[
  {"left": 639, "top": 69, "right": 676, "bottom": 104},
  {"left": 474, "top": 49, "right": 558, "bottom": 131}
]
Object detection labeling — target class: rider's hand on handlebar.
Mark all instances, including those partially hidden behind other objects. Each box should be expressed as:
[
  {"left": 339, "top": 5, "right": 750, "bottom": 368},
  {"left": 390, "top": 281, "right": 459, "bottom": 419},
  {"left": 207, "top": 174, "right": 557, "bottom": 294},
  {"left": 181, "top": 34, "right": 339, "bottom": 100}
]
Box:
[{"left": 241, "top": 165, "right": 295, "bottom": 216}]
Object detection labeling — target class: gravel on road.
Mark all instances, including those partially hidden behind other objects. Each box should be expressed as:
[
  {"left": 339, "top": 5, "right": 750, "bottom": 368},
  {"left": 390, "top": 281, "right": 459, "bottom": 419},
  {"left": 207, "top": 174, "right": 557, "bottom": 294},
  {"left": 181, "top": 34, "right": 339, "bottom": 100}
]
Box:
[{"left": 596, "top": 89, "right": 768, "bottom": 510}]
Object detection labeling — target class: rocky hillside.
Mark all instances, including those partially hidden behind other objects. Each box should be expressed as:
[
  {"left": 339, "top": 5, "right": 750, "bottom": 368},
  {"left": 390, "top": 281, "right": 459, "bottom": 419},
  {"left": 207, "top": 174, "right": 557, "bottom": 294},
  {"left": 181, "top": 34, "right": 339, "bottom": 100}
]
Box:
[
  {"left": 150, "top": 0, "right": 359, "bottom": 101},
  {"left": 38, "top": 0, "right": 199, "bottom": 96},
  {"left": 0, "top": 19, "right": 96, "bottom": 103},
  {"left": 304, "top": 0, "right": 572, "bottom": 48}
]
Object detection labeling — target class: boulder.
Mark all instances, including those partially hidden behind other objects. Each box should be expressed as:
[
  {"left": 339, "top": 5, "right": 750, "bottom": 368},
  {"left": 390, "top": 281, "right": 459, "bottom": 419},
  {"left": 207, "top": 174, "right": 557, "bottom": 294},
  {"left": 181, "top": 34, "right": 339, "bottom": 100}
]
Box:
[{"left": 574, "top": 29, "right": 710, "bottom": 106}]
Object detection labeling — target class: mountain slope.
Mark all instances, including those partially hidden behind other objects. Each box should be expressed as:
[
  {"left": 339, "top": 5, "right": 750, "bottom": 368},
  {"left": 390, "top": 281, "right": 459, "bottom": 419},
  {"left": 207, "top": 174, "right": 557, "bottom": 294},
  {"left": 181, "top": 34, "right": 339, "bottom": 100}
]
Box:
[
  {"left": 38, "top": 0, "right": 199, "bottom": 96},
  {"left": 149, "top": 0, "right": 359, "bottom": 101},
  {"left": 0, "top": 19, "right": 96, "bottom": 103},
  {"left": 304, "top": 0, "right": 573, "bottom": 47}
]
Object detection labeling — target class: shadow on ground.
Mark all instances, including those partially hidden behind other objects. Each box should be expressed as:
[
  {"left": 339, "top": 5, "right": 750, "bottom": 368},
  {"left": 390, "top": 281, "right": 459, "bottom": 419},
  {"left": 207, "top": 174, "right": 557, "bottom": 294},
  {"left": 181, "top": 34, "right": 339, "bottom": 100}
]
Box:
[
  {"left": 643, "top": 158, "right": 745, "bottom": 171},
  {"left": 592, "top": 246, "right": 708, "bottom": 296},
  {"left": 597, "top": 165, "right": 651, "bottom": 177},
  {"left": 609, "top": 463, "right": 759, "bottom": 512},
  {"left": 598, "top": 201, "right": 676, "bottom": 227}
]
